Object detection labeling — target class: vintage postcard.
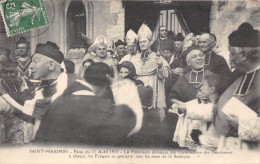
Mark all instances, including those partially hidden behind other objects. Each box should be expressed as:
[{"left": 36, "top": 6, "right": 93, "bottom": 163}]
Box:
[{"left": 0, "top": 0, "right": 259, "bottom": 163}]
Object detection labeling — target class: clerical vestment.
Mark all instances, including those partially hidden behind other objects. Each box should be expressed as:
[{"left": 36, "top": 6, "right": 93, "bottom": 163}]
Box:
[
  {"left": 130, "top": 51, "right": 170, "bottom": 109},
  {"left": 215, "top": 68, "right": 260, "bottom": 152}
]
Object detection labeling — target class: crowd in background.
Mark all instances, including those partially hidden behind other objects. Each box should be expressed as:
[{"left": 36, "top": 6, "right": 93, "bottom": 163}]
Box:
[{"left": 0, "top": 22, "right": 259, "bottom": 154}]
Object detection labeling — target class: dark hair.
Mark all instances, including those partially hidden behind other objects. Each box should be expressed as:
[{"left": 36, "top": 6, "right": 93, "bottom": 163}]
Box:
[
  {"left": 84, "top": 62, "right": 113, "bottom": 86},
  {"left": 16, "top": 37, "right": 30, "bottom": 49},
  {"left": 117, "top": 61, "right": 136, "bottom": 81},
  {"left": 204, "top": 72, "right": 223, "bottom": 95},
  {"left": 64, "top": 59, "right": 75, "bottom": 74}
]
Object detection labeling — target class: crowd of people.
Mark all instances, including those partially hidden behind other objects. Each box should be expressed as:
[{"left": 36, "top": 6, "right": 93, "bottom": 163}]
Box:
[{"left": 0, "top": 22, "right": 259, "bottom": 154}]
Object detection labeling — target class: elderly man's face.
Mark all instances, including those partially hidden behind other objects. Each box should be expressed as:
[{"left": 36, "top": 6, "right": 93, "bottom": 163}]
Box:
[
  {"left": 126, "top": 43, "right": 137, "bottom": 55},
  {"left": 29, "top": 53, "right": 51, "bottom": 80},
  {"left": 116, "top": 45, "right": 125, "bottom": 56},
  {"left": 17, "top": 43, "right": 29, "bottom": 57},
  {"left": 96, "top": 45, "right": 107, "bottom": 59},
  {"left": 229, "top": 46, "right": 245, "bottom": 71},
  {"left": 198, "top": 34, "right": 214, "bottom": 53},
  {"left": 139, "top": 38, "right": 151, "bottom": 51},
  {"left": 187, "top": 50, "right": 204, "bottom": 71},
  {"left": 159, "top": 27, "right": 167, "bottom": 38}
]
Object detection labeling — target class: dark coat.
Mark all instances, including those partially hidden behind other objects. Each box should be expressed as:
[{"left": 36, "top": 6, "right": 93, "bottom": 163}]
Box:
[{"left": 34, "top": 81, "right": 135, "bottom": 146}]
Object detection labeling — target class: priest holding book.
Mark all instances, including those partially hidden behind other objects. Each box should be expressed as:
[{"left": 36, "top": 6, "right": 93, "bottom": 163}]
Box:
[{"left": 214, "top": 22, "right": 260, "bottom": 153}]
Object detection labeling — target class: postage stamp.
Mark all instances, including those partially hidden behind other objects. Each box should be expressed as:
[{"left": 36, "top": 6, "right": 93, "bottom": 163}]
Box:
[{"left": 0, "top": 0, "right": 49, "bottom": 37}]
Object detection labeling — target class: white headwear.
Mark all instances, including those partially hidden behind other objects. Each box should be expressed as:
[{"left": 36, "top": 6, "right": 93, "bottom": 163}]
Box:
[
  {"left": 89, "top": 35, "right": 109, "bottom": 52},
  {"left": 92, "top": 35, "right": 109, "bottom": 47},
  {"left": 137, "top": 24, "right": 152, "bottom": 40},
  {"left": 125, "top": 29, "right": 138, "bottom": 44}
]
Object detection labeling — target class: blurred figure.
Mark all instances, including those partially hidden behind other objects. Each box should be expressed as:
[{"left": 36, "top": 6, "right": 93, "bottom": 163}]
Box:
[
  {"left": 167, "top": 30, "right": 175, "bottom": 40},
  {"left": 35, "top": 62, "right": 143, "bottom": 146}
]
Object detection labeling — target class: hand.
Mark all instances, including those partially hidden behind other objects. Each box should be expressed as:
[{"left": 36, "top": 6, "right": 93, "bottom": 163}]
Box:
[
  {"left": 226, "top": 114, "right": 239, "bottom": 127},
  {"left": 172, "top": 68, "right": 183, "bottom": 75},
  {"left": 171, "top": 98, "right": 186, "bottom": 112},
  {"left": 106, "top": 66, "right": 122, "bottom": 84}
]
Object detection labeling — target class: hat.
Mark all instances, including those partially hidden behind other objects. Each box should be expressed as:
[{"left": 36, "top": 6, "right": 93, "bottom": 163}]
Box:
[
  {"left": 89, "top": 35, "right": 109, "bottom": 52},
  {"left": 117, "top": 61, "right": 136, "bottom": 79},
  {"left": 16, "top": 37, "right": 30, "bottom": 46},
  {"left": 35, "top": 41, "right": 64, "bottom": 64},
  {"left": 229, "top": 22, "right": 260, "bottom": 47},
  {"left": 115, "top": 39, "right": 126, "bottom": 47},
  {"left": 175, "top": 33, "right": 184, "bottom": 42},
  {"left": 84, "top": 62, "right": 113, "bottom": 86},
  {"left": 138, "top": 24, "right": 152, "bottom": 40},
  {"left": 125, "top": 29, "right": 138, "bottom": 44}
]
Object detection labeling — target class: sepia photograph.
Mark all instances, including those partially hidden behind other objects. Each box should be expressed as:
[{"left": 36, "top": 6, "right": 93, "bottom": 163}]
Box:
[{"left": 0, "top": 0, "right": 259, "bottom": 163}]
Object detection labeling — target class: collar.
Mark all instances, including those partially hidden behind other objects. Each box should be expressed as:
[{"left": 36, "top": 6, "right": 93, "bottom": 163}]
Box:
[
  {"left": 37, "top": 79, "right": 57, "bottom": 90},
  {"left": 189, "top": 69, "right": 204, "bottom": 84},
  {"left": 246, "top": 66, "right": 260, "bottom": 73},
  {"left": 204, "top": 51, "right": 212, "bottom": 65},
  {"left": 75, "top": 79, "right": 95, "bottom": 93},
  {"left": 160, "top": 37, "right": 167, "bottom": 40},
  {"left": 17, "top": 56, "right": 29, "bottom": 62},
  {"left": 234, "top": 68, "right": 259, "bottom": 96}
]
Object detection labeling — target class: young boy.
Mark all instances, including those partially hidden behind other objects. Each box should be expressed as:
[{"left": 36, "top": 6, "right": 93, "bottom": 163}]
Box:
[{"left": 171, "top": 72, "right": 223, "bottom": 150}]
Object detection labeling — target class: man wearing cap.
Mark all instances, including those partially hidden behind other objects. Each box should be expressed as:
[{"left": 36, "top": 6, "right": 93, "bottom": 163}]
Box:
[
  {"left": 214, "top": 22, "right": 260, "bottom": 152},
  {"left": 198, "top": 33, "right": 230, "bottom": 89},
  {"left": 21, "top": 41, "right": 64, "bottom": 142},
  {"left": 120, "top": 29, "right": 139, "bottom": 63},
  {"left": 114, "top": 39, "right": 126, "bottom": 62},
  {"left": 15, "top": 37, "right": 31, "bottom": 79},
  {"left": 35, "top": 62, "right": 143, "bottom": 145},
  {"left": 151, "top": 26, "right": 175, "bottom": 53}
]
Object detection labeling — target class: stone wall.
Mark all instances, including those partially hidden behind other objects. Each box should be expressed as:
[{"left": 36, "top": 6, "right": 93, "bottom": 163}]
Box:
[
  {"left": 0, "top": 0, "right": 125, "bottom": 73},
  {"left": 210, "top": 0, "right": 260, "bottom": 66}
]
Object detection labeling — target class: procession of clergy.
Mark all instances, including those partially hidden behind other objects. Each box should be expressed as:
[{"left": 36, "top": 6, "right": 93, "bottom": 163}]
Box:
[{"left": 0, "top": 21, "right": 259, "bottom": 154}]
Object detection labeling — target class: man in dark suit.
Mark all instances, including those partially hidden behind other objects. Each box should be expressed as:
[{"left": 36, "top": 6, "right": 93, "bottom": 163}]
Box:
[
  {"left": 151, "top": 26, "right": 175, "bottom": 53},
  {"left": 198, "top": 33, "right": 230, "bottom": 89}
]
